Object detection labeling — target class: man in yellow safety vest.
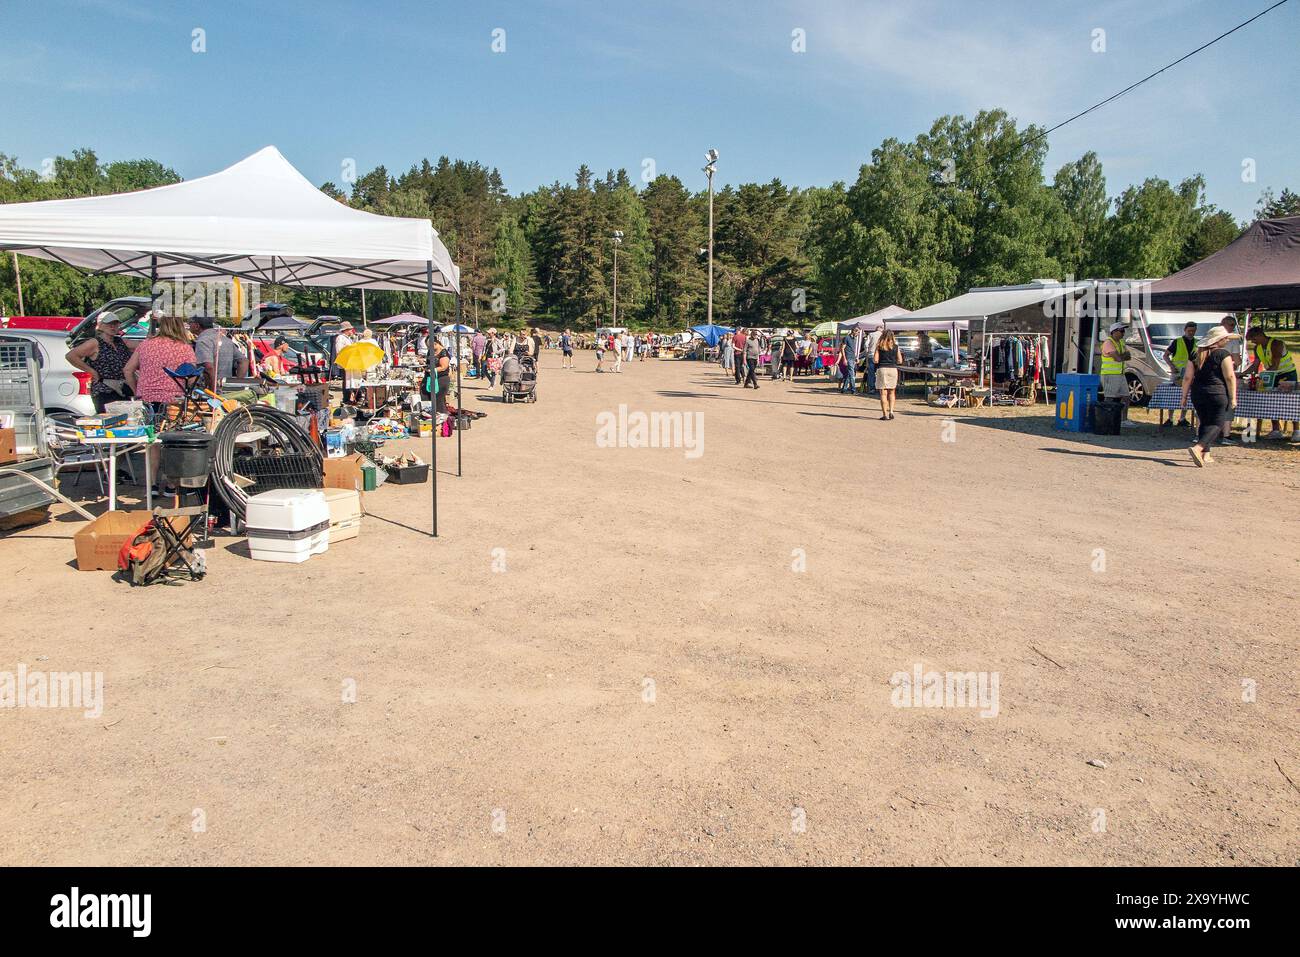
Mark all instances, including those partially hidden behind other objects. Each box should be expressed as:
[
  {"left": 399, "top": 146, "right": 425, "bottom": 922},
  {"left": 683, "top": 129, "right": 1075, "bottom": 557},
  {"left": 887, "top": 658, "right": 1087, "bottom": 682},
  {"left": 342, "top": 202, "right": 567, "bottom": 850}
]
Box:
[
  {"left": 1099, "top": 321, "right": 1134, "bottom": 426},
  {"left": 1162, "top": 320, "right": 1198, "bottom": 428},
  {"left": 1244, "top": 326, "right": 1298, "bottom": 439}
]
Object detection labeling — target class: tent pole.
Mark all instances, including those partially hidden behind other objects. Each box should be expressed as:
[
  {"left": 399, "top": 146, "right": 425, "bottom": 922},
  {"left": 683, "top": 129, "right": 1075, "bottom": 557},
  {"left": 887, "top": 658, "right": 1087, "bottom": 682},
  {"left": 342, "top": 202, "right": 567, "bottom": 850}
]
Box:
[
  {"left": 426, "top": 263, "right": 438, "bottom": 538},
  {"left": 455, "top": 293, "right": 463, "bottom": 477},
  {"left": 11, "top": 252, "right": 24, "bottom": 316}
]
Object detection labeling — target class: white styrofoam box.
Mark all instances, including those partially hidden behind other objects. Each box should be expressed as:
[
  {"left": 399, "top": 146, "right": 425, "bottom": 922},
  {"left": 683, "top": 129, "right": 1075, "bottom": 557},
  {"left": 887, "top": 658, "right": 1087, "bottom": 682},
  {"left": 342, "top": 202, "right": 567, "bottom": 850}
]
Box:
[{"left": 245, "top": 489, "right": 329, "bottom": 534}]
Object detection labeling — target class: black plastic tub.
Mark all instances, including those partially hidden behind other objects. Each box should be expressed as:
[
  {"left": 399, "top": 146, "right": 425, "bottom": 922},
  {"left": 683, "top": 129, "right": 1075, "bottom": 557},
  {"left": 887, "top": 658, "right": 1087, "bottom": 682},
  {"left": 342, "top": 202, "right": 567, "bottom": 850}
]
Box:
[
  {"left": 160, "top": 430, "right": 214, "bottom": 487},
  {"left": 387, "top": 464, "right": 429, "bottom": 485}
]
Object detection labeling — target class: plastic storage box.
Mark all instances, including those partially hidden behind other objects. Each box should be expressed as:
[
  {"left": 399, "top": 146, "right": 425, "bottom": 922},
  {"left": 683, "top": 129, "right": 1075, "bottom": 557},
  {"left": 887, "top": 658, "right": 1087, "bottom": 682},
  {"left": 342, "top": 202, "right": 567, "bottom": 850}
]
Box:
[
  {"left": 245, "top": 488, "right": 330, "bottom": 563},
  {"left": 319, "top": 487, "right": 361, "bottom": 542}
]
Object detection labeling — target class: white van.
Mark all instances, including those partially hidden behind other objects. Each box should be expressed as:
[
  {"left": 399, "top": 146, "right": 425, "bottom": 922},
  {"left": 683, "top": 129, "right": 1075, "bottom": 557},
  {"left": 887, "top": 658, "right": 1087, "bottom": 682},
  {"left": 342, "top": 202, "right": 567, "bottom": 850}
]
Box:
[{"left": 1109, "top": 310, "right": 1235, "bottom": 405}]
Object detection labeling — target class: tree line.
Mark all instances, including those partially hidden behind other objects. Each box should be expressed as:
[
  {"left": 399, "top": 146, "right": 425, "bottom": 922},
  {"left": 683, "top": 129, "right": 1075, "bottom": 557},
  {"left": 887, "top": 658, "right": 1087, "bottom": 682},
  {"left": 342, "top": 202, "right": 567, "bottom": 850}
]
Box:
[{"left": 3, "top": 109, "right": 1298, "bottom": 328}]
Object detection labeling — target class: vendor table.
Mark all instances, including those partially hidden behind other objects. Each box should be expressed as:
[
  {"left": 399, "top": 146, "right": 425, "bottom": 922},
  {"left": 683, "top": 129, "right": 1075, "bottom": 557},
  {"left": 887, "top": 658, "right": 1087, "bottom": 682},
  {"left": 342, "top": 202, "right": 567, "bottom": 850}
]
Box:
[
  {"left": 897, "top": 365, "right": 977, "bottom": 392},
  {"left": 79, "top": 436, "right": 154, "bottom": 512},
  {"left": 1148, "top": 381, "right": 1300, "bottom": 426},
  {"left": 358, "top": 379, "right": 416, "bottom": 413}
]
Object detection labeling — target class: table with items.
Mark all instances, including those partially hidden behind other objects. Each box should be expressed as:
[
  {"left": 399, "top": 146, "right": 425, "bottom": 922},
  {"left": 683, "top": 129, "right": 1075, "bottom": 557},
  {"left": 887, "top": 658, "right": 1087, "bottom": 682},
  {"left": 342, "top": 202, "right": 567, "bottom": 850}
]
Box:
[{"left": 1149, "top": 381, "right": 1300, "bottom": 428}]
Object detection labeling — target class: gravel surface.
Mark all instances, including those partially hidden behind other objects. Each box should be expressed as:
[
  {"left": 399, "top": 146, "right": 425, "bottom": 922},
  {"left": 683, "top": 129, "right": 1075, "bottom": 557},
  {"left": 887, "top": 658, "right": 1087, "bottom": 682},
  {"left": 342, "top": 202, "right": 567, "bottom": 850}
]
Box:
[{"left": 1, "top": 353, "right": 1296, "bottom": 865}]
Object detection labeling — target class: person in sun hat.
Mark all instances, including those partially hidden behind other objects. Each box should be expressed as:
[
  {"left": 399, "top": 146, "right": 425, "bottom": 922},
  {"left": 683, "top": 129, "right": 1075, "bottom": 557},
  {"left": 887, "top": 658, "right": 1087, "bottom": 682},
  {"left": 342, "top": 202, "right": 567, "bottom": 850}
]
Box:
[{"left": 1179, "top": 324, "right": 1239, "bottom": 468}]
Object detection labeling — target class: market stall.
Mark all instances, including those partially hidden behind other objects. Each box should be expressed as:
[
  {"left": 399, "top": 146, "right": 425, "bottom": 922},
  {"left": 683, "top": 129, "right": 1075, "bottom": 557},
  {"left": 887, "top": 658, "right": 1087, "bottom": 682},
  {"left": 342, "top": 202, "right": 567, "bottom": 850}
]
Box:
[
  {"left": 1145, "top": 214, "right": 1300, "bottom": 441},
  {"left": 0, "top": 146, "right": 461, "bottom": 536}
]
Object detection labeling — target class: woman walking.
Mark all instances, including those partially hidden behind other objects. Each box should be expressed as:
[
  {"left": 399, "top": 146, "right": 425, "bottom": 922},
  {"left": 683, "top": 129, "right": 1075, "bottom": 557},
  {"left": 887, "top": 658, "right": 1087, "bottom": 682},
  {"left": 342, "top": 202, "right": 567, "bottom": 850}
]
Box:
[
  {"left": 1180, "top": 325, "right": 1239, "bottom": 467},
  {"left": 721, "top": 333, "right": 735, "bottom": 373},
  {"left": 780, "top": 336, "right": 797, "bottom": 381},
  {"left": 873, "top": 329, "right": 902, "bottom": 420}
]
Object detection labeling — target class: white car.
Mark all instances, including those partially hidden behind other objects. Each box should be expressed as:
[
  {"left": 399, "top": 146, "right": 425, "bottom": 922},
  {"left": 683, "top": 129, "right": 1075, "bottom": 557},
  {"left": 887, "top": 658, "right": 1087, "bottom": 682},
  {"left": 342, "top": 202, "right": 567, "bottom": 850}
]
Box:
[{"left": 0, "top": 328, "right": 97, "bottom": 420}]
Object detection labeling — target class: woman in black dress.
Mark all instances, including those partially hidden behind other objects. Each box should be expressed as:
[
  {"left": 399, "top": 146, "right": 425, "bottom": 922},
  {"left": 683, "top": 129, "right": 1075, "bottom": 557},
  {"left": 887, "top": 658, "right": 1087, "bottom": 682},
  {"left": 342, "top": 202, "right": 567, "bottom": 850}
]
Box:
[
  {"left": 781, "top": 336, "right": 798, "bottom": 381},
  {"left": 1179, "top": 325, "right": 1238, "bottom": 467}
]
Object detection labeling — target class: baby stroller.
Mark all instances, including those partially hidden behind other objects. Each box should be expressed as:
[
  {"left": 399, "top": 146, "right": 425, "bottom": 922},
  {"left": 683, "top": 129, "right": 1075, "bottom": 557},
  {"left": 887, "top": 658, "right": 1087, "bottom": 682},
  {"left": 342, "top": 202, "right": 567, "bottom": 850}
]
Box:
[{"left": 501, "top": 354, "right": 538, "bottom": 403}]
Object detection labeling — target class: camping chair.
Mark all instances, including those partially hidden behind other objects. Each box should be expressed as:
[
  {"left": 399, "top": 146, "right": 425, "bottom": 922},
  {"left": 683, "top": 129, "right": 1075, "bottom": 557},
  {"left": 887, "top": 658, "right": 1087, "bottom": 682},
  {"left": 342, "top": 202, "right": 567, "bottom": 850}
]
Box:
[
  {"left": 118, "top": 503, "right": 208, "bottom": 586},
  {"left": 164, "top": 363, "right": 207, "bottom": 426}
]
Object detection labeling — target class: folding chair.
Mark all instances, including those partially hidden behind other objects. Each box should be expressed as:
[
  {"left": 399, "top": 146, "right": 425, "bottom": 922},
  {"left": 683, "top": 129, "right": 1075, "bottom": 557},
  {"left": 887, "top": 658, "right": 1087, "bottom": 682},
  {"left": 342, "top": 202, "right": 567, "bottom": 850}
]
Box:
[
  {"left": 164, "top": 363, "right": 207, "bottom": 427},
  {"left": 118, "top": 504, "right": 208, "bottom": 586}
]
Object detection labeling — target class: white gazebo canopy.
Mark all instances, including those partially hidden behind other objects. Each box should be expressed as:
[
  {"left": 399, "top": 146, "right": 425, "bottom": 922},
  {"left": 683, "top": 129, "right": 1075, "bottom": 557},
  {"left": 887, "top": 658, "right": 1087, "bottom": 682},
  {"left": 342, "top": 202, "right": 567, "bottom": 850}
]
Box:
[
  {"left": 0, "top": 146, "right": 459, "bottom": 293},
  {"left": 838, "top": 304, "right": 912, "bottom": 331},
  {"left": 905, "top": 283, "right": 1083, "bottom": 322}
]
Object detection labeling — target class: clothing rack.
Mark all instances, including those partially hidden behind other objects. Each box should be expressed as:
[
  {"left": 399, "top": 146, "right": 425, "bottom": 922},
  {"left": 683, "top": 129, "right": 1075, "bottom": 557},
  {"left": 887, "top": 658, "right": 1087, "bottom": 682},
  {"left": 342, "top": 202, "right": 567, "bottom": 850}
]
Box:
[{"left": 978, "top": 327, "right": 1052, "bottom": 403}]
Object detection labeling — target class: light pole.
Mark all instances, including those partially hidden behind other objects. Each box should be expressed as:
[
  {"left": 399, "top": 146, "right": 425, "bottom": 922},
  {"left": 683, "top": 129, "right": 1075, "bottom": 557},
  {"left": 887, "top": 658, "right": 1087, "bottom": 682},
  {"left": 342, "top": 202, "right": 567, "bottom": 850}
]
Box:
[
  {"left": 703, "top": 148, "right": 718, "bottom": 327},
  {"left": 610, "top": 230, "right": 623, "bottom": 327}
]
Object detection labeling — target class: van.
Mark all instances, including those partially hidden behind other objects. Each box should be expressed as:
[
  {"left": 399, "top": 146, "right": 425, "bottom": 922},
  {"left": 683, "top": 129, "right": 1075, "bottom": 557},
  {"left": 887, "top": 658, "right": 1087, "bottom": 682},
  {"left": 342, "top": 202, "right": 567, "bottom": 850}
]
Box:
[{"left": 1103, "top": 310, "right": 1234, "bottom": 405}]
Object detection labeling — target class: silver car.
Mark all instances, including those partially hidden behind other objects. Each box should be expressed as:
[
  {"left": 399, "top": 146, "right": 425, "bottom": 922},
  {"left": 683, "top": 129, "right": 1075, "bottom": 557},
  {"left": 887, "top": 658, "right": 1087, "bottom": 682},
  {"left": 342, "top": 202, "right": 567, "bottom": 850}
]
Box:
[{"left": 0, "top": 328, "right": 97, "bottom": 419}]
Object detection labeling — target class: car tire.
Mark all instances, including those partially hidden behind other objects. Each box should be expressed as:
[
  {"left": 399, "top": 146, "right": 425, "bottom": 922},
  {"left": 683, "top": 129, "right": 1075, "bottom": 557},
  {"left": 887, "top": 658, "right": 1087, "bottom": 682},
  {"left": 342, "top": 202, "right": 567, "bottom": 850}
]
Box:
[{"left": 1126, "top": 373, "right": 1149, "bottom": 407}]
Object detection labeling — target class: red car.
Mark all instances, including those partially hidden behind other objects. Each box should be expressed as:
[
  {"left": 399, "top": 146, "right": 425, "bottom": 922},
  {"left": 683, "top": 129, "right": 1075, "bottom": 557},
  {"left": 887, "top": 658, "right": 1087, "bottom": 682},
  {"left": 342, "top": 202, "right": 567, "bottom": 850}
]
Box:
[{"left": 0, "top": 316, "right": 81, "bottom": 332}]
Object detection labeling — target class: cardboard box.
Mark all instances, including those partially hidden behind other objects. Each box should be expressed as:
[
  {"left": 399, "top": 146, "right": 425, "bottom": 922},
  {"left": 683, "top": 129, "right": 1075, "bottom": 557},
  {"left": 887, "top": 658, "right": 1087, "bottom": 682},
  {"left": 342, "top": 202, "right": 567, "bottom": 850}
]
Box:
[
  {"left": 74, "top": 510, "right": 148, "bottom": 571},
  {"left": 323, "top": 453, "right": 366, "bottom": 493},
  {"left": 0, "top": 428, "right": 16, "bottom": 465}
]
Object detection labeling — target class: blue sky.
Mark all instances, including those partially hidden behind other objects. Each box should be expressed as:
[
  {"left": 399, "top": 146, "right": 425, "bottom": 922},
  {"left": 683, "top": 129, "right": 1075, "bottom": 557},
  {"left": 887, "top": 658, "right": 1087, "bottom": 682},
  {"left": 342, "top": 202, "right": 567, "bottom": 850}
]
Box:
[{"left": 2, "top": 0, "right": 1296, "bottom": 221}]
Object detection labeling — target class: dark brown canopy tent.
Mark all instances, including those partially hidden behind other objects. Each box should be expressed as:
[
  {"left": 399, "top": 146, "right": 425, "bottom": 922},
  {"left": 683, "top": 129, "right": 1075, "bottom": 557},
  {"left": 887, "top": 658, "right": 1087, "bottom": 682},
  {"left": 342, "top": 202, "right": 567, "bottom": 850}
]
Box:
[{"left": 1147, "top": 215, "right": 1300, "bottom": 312}]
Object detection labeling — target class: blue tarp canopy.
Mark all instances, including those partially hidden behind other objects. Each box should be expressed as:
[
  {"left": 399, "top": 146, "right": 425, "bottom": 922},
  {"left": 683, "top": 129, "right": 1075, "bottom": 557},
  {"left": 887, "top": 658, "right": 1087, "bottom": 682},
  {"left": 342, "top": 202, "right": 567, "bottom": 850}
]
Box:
[{"left": 690, "top": 324, "right": 734, "bottom": 347}]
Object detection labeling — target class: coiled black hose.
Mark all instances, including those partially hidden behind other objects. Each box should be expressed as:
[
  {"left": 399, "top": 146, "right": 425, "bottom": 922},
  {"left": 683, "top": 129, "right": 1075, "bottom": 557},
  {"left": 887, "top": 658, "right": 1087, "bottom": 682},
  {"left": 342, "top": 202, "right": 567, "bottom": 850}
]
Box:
[{"left": 209, "top": 405, "right": 322, "bottom": 524}]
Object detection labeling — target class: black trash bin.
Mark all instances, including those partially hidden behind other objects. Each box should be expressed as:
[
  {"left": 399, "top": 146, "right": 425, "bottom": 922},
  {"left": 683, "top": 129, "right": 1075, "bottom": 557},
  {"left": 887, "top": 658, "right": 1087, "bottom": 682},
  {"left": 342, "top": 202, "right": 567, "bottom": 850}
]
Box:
[
  {"left": 160, "top": 430, "right": 214, "bottom": 488},
  {"left": 1093, "top": 400, "right": 1124, "bottom": 436}
]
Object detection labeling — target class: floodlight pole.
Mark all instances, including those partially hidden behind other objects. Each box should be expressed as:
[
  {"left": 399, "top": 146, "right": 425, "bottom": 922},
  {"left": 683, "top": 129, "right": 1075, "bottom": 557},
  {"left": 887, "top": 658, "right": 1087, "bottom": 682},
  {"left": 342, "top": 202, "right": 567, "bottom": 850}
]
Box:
[
  {"left": 426, "top": 261, "right": 438, "bottom": 537},
  {"left": 705, "top": 159, "right": 716, "bottom": 327},
  {"left": 610, "top": 231, "right": 623, "bottom": 327},
  {"left": 455, "top": 293, "right": 463, "bottom": 477}
]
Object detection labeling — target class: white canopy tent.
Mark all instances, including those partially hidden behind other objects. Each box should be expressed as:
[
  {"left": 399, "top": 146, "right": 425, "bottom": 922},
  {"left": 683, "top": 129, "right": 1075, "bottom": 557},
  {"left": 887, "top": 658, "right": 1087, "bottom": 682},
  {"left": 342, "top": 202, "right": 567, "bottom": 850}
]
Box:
[
  {"left": 905, "top": 284, "right": 1074, "bottom": 323},
  {"left": 0, "top": 146, "right": 459, "bottom": 292},
  {"left": 907, "top": 282, "right": 1092, "bottom": 387},
  {"left": 0, "top": 146, "right": 461, "bottom": 535},
  {"left": 838, "top": 304, "right": 912, "bottom": 331},
  {"left": 884, "top": 318, "right": 970, "bottom": 332}
]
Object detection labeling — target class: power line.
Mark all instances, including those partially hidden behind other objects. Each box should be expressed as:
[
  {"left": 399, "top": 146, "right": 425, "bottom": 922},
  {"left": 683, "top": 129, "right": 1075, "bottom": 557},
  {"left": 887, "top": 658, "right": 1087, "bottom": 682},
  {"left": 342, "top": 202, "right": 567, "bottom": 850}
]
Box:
[{"left": 1030, "top": 0, "right": 1291, "bottom": 149}]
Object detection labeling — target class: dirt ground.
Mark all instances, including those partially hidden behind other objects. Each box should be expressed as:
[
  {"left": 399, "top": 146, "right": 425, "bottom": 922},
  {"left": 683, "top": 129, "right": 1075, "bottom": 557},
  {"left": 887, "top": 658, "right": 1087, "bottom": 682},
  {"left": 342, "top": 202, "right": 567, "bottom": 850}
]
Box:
[{"left": 2, "top": 352, "right": 1297, "bottom": 866}]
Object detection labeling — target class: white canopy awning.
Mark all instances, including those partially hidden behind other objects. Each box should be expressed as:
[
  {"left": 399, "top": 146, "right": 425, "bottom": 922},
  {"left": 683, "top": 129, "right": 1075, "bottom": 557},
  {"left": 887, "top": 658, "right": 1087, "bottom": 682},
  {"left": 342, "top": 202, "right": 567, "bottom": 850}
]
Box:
[
  {"left": 884, "top": 318, "right": 969, "bottom": 332},
  {"left": 0, "top": 146, "right": 459, "bottom": 293},
  {"left": 905, "top": 284, "right": 1081, "bottom": 322},
  {"left": 839, "top": 304, "right": 911, "bottom": 330}
]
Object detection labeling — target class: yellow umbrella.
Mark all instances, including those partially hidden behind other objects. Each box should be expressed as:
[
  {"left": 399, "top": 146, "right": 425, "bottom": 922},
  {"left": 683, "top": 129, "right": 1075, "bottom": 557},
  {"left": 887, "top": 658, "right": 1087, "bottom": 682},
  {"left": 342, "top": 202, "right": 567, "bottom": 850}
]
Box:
[{"left": 334, "top": 341, "right": 384, "bottom": 373}]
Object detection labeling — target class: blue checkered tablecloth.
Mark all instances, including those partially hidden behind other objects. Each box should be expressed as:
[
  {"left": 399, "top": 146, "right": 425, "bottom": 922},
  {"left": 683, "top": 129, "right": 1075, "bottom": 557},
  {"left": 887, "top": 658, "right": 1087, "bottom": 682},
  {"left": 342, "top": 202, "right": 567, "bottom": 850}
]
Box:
[{"left": 1149, "top": 382, "right": 1300, "bottom": 421}]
